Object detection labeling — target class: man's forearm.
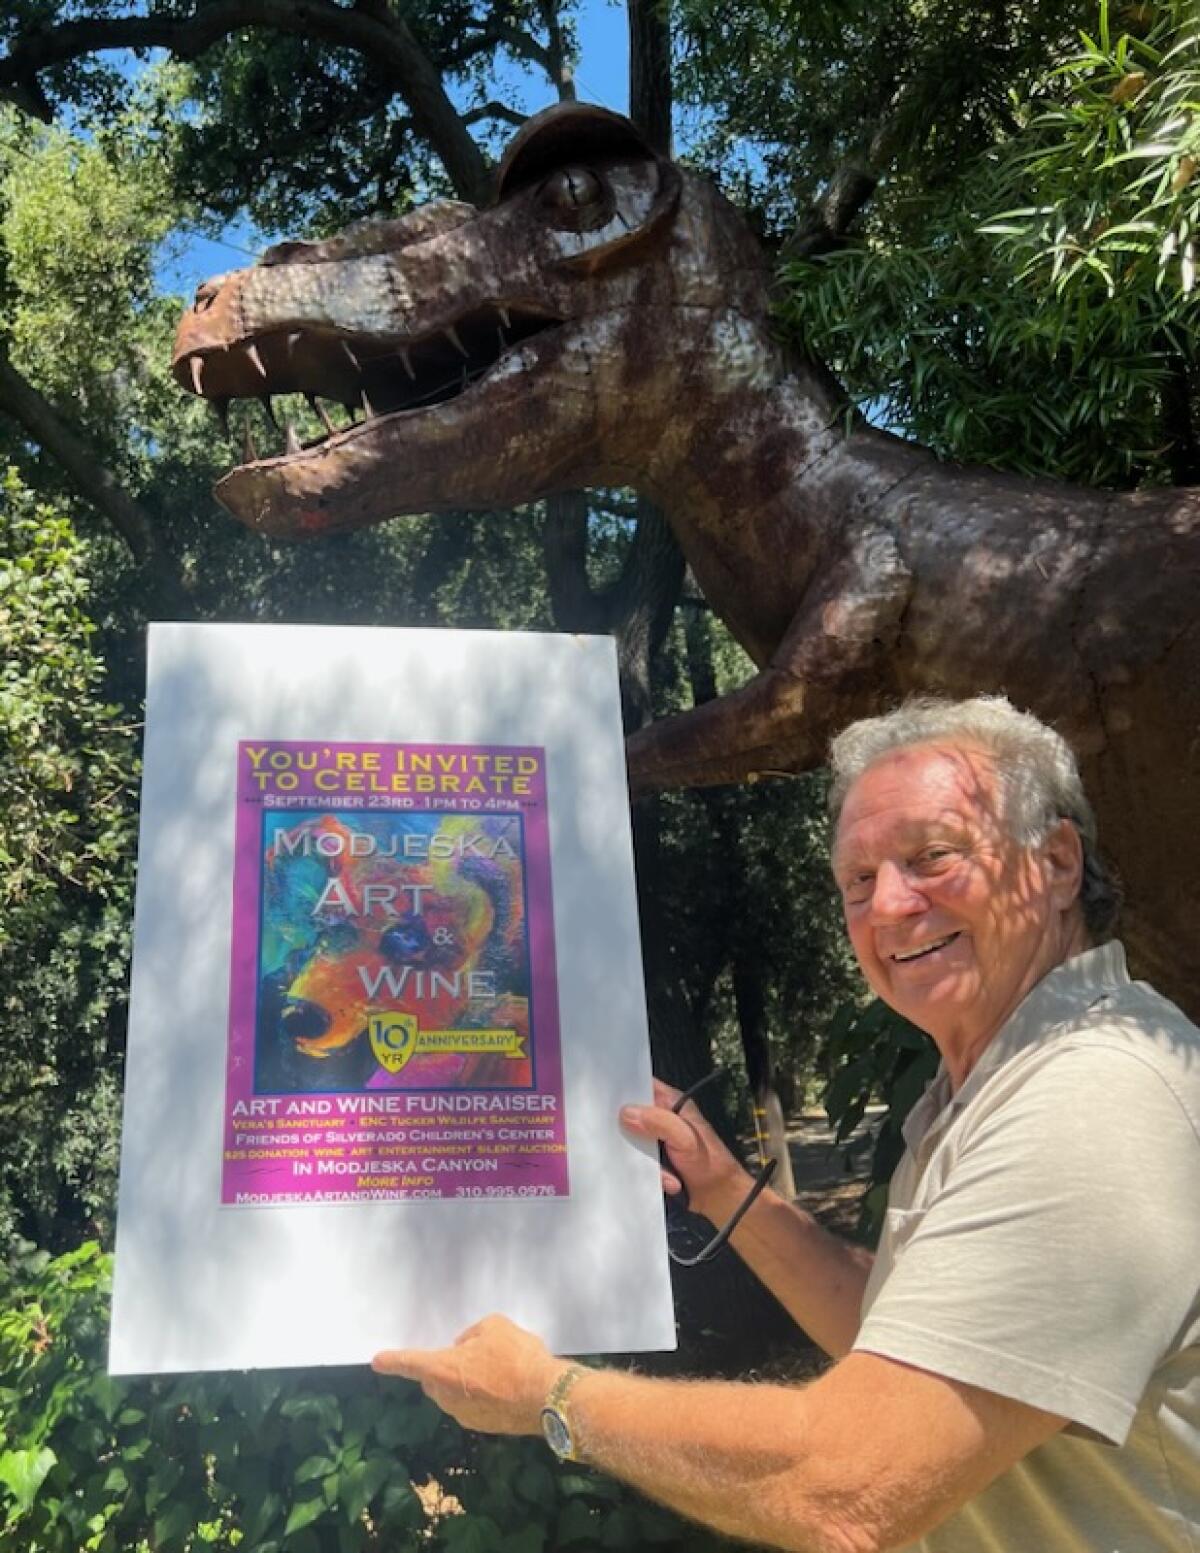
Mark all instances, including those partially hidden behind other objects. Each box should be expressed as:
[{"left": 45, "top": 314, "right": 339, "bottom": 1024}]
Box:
[
  {"left": 566, "top": 1367, "right": 856, "bottom": 1553},
  {"left": 716, "top": 1184, "right": 874, "bottom": 1357}
]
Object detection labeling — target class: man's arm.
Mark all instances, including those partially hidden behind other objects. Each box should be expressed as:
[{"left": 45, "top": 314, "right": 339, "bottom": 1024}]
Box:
[
  {"left": 374, "top": 1316, "right": 1066, "bottom": 1553},
  {"left": 622, "top": 1080, "right": 873, "bottom": 1357}
]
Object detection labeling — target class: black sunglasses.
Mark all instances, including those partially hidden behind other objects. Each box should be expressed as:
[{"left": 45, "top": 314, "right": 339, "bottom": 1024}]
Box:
[{"left": 663, "top": 1070, "right": 778, "bottom": 1267}]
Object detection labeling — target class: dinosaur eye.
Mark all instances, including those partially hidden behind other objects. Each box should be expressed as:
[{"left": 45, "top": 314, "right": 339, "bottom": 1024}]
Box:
[{"left": 537, "top": 166, "right": 611, "bottom": 230}]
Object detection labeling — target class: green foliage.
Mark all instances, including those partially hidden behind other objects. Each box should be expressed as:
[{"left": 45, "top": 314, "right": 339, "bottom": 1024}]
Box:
[
  {"left": 778, "top": 0, "right": 1200, "bottom": 486},
  {"left": 0, "top": 1243, "right": 727, "bottom": 1553},
  {"left": 823, "top": 1000, "right": 938, "bottom": 1241},
  {"left": 0, "top": 470, "right": 137, "bottom": 1248},
  {"left": 675, "top": 0, "right": 1085, "bottom": 237}
]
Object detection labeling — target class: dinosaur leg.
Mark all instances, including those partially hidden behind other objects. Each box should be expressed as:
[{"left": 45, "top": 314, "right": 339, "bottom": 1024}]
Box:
[{"left": 627, "top": 525, "right": 912, "bottom": 794}]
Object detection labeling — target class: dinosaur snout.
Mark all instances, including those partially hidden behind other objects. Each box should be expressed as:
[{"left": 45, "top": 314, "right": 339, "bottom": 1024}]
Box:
[{"left": 172, "top": 267, "right": 252, "bottom": 392}]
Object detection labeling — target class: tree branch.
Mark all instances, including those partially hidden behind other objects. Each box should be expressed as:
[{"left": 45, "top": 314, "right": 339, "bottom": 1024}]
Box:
[
  {"left": 0, "top": 347, "right": 154, "bottom": 561},
  {"left": 487, "top": 20, "right": 554, "bottom": 77},
  {"left": 538, "top": 0, "right": 577, "bottom": 102},
  {"left": 0, "top": 344, "right": 192, "bottom": 614},
  {"left": 1, "top": 0, "right": 491, "bottom": 203},
  {"left": 542, "top": 489, "right": 607, "bottom": 633},
  {"left": 628, "top": 0, "right": 672, "bottom": 154},
  {"left": 462, "top": 100, "right": 528, "bottom": 130},
  {"left": 780, "top": 83, "right": 919, "bottom": 261}
]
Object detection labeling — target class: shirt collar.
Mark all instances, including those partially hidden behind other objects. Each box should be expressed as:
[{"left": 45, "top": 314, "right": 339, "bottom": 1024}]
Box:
[{"left": 900, "top": 940, "right": 1130, "bottom": 1148}]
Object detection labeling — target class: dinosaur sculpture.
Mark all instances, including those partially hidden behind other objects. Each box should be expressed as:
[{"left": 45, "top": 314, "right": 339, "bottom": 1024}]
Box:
[{"left": 173, "top": 103, "right": 1200, "bottom": 1016}]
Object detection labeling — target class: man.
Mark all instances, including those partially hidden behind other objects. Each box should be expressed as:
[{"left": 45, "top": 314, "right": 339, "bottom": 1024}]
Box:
[{"left": 374, "top": 696, "right": 1200, "bottom": 1552}]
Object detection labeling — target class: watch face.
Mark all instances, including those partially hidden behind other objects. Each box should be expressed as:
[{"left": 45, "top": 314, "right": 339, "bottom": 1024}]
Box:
[{"left": 541, "top": 1406, "right": 572, "bottom": 1459}]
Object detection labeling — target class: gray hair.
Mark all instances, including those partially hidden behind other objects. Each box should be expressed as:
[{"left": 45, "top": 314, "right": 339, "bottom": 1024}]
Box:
[{"left": 828, "top": 695, "right": 1121, "bottom": 940}]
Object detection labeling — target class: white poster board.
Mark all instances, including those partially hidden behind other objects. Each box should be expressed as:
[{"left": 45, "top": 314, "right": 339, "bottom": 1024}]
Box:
[{"left": 109, "top": 623, "right": 675, "bottom": 1374}]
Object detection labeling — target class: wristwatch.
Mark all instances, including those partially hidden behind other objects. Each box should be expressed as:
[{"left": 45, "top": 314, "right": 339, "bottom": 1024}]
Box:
[{"left": 540, "top": 1364, "right": 588, "bottom": 1461}]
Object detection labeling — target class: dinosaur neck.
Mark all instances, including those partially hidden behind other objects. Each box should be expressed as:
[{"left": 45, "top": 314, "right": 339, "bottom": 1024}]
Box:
[{"left": 622, "top": 322, "right": 917, "bottom": 665}]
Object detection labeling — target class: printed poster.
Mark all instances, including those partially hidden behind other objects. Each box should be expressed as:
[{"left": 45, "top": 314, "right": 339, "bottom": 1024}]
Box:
[
  {"left": 224, "top": 741, "right": 567, "bottom": 1205},
  {"left": 109, "top": 622, "right": 676, "bottom": 1375}
]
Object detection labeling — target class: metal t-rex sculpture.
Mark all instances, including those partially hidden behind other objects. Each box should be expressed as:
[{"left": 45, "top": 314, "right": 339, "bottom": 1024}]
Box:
[{"left": 173, "top": 103, "right": 1200, "bottom": 1014}]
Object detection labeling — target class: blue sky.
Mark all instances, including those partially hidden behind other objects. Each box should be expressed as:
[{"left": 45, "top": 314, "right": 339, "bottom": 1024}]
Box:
[{"left": 158, "top": 0, "right": 632, "bottom": 293}]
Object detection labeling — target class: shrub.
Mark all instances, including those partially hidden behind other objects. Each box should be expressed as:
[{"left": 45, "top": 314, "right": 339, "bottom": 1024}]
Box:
[{"left": 0, "top": 1241, "right": 731, "bottom": 1552}]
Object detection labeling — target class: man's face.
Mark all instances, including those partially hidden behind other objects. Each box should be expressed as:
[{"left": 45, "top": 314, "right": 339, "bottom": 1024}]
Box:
[{"left": 832, "top": 743, "right": 1083, "bottom": 1057}]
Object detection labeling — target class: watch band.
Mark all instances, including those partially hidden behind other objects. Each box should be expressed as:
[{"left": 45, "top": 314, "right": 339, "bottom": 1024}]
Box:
[{"left": 540, "top": 1363, "right": 588, "bottom": 1461}]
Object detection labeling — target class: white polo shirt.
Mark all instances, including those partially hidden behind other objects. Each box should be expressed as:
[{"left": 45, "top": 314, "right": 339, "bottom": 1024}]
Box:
[{"left": 854, "top": 941, "right": 1200, "bottom": 1551}]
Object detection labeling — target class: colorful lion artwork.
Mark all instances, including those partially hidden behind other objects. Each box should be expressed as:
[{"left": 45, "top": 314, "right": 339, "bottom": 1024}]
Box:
[{"left": 258, "top": 809, "right": 533, "bottom": 1092}]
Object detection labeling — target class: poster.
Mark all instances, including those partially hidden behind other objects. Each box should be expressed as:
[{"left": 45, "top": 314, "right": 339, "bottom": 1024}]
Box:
[
  {"left": 223, "top": 741, "right": 567, "bottom": 1206},
  {"left": 109, "top": 623, "right": 675, "bottom": 1375}
]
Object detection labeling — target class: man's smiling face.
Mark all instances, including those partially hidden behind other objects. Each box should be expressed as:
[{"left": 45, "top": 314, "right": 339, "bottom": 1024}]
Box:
[{"left": 832, "top": 743, "right": 1085, "bottom": 1072}]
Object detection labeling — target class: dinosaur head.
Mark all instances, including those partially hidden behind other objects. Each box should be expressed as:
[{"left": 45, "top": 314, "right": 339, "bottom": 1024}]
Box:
[{"left": 172, "top": 103, "right": 773, "bottom": 536}]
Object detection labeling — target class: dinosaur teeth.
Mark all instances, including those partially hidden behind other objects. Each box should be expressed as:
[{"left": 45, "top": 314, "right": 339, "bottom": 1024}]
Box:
[
  {"left": 190, "top": 355, "right": 205, "bottom": 395},
  {"left": 361, "top": 389, "right": 378, "bottom": 419},
  {"left": 286, "top": 331, "right": 302, "bottom": 363},
  {"left": 259, "top": 395, "right": 279, "bottom": 429},
  {"left": 399, "top": 348, "right": 416, "bottom": 381},
  {"left": 445, "top": 326, "right": 468, "bottom": 358},
  {"left": 497, "top": 325, "right": 508, "bottom": 351},
  {"left": 498, "top": 306, "right": 512, "bottom": 330},
  {"left": 246, "top": 342, "right": 268, "bottom": 381},
  {"left": 285, "top": 421, "right": 302, "bottom": 455},
  {"left": 306, "top": 394, "right": 337, "bottom": 434},
  {"left": 339, "top": 339, "right": 361, "bottom": 371},
  {"left": 242, "top": 423, "right": 259, "bottom": 464}
]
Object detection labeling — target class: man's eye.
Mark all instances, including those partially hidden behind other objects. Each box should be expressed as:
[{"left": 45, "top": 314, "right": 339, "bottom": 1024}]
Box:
[
  {"left": 914, "top": 847, "right": 955, "bottom": 870},
  {"left": 842, "top": 873, "right": 874, "bottom": 903}
]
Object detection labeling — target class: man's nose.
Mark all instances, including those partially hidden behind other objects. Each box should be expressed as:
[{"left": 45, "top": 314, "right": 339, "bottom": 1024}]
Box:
[{"left": 869, "top": 860, "right": 927, "bottom": 922}]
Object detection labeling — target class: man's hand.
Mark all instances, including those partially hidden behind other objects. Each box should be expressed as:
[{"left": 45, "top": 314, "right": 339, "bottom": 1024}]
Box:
[
  {"left": 372, "top": 1314, "right": 567, "bottom": 1436},
  {"left": 620, "top": 1077, "right": 753, "bottom": 1224}
]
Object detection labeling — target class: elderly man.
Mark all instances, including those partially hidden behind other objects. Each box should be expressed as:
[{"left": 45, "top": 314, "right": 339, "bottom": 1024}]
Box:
[{"left": 375, "top": 696, "right": 1200, "bottom": 1552}]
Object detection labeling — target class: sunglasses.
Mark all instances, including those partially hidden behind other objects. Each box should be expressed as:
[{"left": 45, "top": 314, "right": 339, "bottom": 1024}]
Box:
[{"left": 663, "top": 1069, "right": 779, "bottom": 1267}]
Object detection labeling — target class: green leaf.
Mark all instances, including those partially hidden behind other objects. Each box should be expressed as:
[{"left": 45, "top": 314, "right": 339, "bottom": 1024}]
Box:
[
  {"left": 443, "top": 1516, "right": 504, "bottom": 1553},
  {"left": 600, "top": 1507, "right": 642, "bottom": 1547},
  {"left": 556, "top": 1498, "right": 599, "bottom": 1544},
  {"left": 293, "top": 1454, "right": 336, "bottom": 1484},
  {"left": 244, "top": 1488, "right": 284, "bottom": 1545},
  {"left": 151, "top": 1499, "right": 192, "bottom": 1548},
  {"left": 499, "top": 1527, "right": 545, "bottom": 1553},
  {"left": 340, "top": 1455, "right": 393, "bottom": 1524},
  {"left": 515, "top": 1459, "right": 555, "bottom": 1509},
  {"left": 284, "top": 1493, "right": 327, "bottom": 1537},
  {"left": 0, "top": 1446, "right": 57, "bottom": 1514}
]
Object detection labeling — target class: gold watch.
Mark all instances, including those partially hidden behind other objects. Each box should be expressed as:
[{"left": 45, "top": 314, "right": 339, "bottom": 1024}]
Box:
[{"left": 540, "top": 1364, "right": 587, "bottom": 1461}]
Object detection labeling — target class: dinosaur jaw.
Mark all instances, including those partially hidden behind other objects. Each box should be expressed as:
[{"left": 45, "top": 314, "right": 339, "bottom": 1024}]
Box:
[
  {"left": 211, "top": 320, "right": 590, "bottom": 536},
  {"left": 182, "top": 303, "right": 565, "bottom": 535}
]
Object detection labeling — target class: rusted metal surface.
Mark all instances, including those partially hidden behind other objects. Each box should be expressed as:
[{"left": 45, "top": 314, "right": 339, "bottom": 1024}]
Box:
[{"left": 173, "top": 103, "right": 1200, "bottom": 1013}]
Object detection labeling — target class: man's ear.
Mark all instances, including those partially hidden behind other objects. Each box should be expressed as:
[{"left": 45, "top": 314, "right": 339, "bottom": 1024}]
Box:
[{"left": 1042, "top": 817, "right": 1085, "bottom": 912}]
